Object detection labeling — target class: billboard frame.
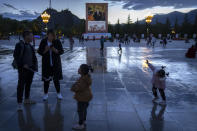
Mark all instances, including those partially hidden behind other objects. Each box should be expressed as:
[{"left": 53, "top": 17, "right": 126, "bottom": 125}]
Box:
[{"left": 86, "top": 3, "right": 108, "bottom": 33}]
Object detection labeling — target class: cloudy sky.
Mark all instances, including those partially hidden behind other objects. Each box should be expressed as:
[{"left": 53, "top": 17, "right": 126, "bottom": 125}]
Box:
[{"left": 0, "top": 0, "right": 197, "bottom": 23}]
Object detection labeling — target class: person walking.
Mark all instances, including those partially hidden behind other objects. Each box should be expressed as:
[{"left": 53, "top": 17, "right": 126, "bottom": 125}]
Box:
[
  {"left": 38, "top": 29, "right": 64, "bottom": 101},
  {"left": 13, "top": 30, "right": 38, "bottom": 111},
  {"left": 69, "top": 36, "right": 74, "bottom": 50}
]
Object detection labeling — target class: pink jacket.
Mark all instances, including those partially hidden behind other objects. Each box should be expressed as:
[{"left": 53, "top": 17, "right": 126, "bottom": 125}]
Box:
[{"left": 148, "top": 63, "right": 166, "bottom": 89}]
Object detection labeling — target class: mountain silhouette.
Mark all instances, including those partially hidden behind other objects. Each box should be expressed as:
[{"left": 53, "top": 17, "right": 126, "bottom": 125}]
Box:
[
  {"left": 36, "top": 8, "right": 82, "bottom": 30},
  {"left": 140, "top": 9, "right": 197, "bottom": 25}
]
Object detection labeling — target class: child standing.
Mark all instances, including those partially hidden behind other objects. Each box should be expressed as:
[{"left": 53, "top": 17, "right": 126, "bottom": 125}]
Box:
[
  {"left": 71, "top": 64, "right": 93, "bottom": 130},
  {"left": 146, "top": 60, "right": 167, "bottom": 105}
]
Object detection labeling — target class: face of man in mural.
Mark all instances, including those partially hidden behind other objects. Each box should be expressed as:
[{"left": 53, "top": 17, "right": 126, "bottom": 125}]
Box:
[
  {"left": 96, "top": 9, "right": 99, "bottom": 14},
  {"left": 96, "top": 7, "right": 100, "bottom": 14}
]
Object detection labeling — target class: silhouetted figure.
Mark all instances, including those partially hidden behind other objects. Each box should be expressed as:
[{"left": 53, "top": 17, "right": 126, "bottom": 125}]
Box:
[
  {"left": 69, "top": 36, "right": 74, "bottom": 51},
  {"left": 124, "top": 35, "right": 129, "bottom": 44},
  {"left": 93, "top": 36, "right": 96, "bottom": 41},
  {"left": 133, "top": 34, "right": 137, "bottom": 42},
  {"left": 13, "top": 30, "right": 38, "bottom": 111},
  {"left": 100, "top": 36, "right": 104, "bottom": 51},
  {"left": 151, "top": 36, "right": 156, "bottom": 47},
  {"left": 162, "top": 37, "right": 167, "bottom": 47},
  {"left": 147, "top": 36, "right": 152, "bottom": 46},
  {"left": 118, "top": 42, "right": 122, "bottom": 54}
]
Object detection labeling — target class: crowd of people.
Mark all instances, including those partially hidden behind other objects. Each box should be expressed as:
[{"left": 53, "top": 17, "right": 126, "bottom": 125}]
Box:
[
  {"left": 76, "top": 33, "right": 172, "bottom": 49},
  {"left": 12, "top": 29, "right": 197, "bottom": 130}
]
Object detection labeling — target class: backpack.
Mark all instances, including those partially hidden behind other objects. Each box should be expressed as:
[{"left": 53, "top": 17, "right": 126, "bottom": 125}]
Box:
[{"left": 12, "top": 40, "right": 25, "bottom": 69}]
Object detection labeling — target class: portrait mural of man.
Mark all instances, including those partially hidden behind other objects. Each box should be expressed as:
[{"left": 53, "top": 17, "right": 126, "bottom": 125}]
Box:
[
  {"left": 86, "top": 3, "right": 108, "bottom": 33},
  {"left": 88, "top": 4, "right": 106, "bottom": 21}
]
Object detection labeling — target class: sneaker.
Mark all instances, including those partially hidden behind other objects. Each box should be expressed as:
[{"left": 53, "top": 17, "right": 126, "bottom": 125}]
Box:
[
  {"left": 17, "top": 103, "right": 23, "bottom": 111},
  {"left": 83, "top": 121, "right": 87, "bottom": 127},
  {"left": 24, "top": 99, "right": 36, "bottom": 104},
  {"left": 57, "top": 93, "right": 63, "bottom": 100},
  {"left": 159, "top": 101, "right": 166, "bottom": 105},
  {"left": 43, "top": 94, "right": 48, "bottom": 101},
  {"left": 72, "top": 124, "right": 85, "bottom": 130}
]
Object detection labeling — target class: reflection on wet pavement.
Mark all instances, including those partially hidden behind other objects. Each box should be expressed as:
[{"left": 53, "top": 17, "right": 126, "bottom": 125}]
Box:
[
  {"left": 0, "top": 43, "right": 197, "bottom": 131},
  {"left": 86, "top": 48, "right": 107, "bottom": 73}
]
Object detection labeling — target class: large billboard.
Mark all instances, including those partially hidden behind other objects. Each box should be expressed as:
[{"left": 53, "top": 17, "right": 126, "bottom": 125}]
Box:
[{"left": 86, "top": 3, "right": 108, "bottom": 33}]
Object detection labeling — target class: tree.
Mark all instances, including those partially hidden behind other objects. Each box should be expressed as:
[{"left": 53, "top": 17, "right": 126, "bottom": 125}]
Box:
[
  {"left": 152, "top": 17, "right": 161, "bottom": 36},
  {"left": 125, "top": 14, "right": 133, "bottom": 34},
  {"left": 181, "top": 14, "right": 191, "bottom": 35},
  {"left": 164, "top": 17, "right": 171, "bottom": 34},
  {"left": 193, "top": 13, "right": 197, "bottom": 34},
  {"left": 174, "top": 17, "right": 179, "bottom": 33},
  {"left": 115, "top": 19, "right": 121, "bottom": 34},
  {"left": 133, "top": 18, "right": 139, "bottom": 35},
  {"left": 108, "top": 23, "right": 114, "bottom": 35}
]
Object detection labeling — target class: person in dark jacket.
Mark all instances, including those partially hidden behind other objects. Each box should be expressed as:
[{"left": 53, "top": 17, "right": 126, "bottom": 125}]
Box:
[
  {"left": 100, "top": 36, "right": 104, "bottom": 51},
  {"left": 163, "top": 37, "right": 167, "bottom": 47},
  {"left": 69, "top": 36, "right": 74, "bottom": 51},
  {"left": 93, "top": 9, "right": 103, "bottom": 21},
  {"left": 71, "top": 64, "right": 93, "bottom": 130},
  {"left": 38, "top": 29, "right": 64, "bottom": 101},
  {"left": 13, "top": 30, "right": 38, "bottom": 111}
]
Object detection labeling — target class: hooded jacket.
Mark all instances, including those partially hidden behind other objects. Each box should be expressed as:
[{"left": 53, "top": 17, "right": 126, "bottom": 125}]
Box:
[
  {"left": 148, "top": 63, "right": 166, "bottom": 89},
  {"left": 71, "top": 74, "right": 93, "bottom": 102}
]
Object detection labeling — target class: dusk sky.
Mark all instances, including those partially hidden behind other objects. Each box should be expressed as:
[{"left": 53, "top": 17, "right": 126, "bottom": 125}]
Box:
[{"left": 0, "top": 0, "right": 197, "bottom": 24}]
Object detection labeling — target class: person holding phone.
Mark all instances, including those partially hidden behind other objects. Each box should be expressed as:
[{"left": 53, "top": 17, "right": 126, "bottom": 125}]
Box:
[{"left": 38, "top": 29, "right": 64, "bottom": 101}]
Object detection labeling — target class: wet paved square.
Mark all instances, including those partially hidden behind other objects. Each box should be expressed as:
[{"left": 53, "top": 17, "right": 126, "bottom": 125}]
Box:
[{"left": 0, "top": 39, "right": 197, "bottom": 131}]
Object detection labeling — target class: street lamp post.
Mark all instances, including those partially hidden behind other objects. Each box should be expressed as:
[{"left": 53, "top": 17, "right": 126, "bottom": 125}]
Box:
[
  {"left": 145, "top": 15, "right": 153, "bottom": 37},
  {"left": 41, "top": 11, "right": 51, "bottom": 32},
  {"left": 171, "top": 29, "right": 176, "bottom": 39}
]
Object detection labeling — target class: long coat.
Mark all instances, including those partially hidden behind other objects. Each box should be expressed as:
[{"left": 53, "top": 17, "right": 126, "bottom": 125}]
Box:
[{"left": 38, "top": 38, "right": 64, "bottom": 81}]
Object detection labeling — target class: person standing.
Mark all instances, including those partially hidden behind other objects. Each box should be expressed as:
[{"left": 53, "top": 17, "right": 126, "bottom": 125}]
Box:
[
  {"left": 100, "top": 36, "right": 104, "bottom": 51},
  {"left": 118, "top": 42, "right": 122, "bottom": 54},
  {"left": 13, "top": 30, "right": 38, "bottom": 111},
  {"left": 69, "top": 36, "right": 74, "bottom": 50},
  {"left": 162, "top": 37, "right": 167, "bottom": 47},
  {"left": 38, "top": 29, "right": 64, "bottom": 101},
  {"left": 151, "top": 36, "right": 156, "bottom": 47},
  {"left": 71, "top": 64, "right": 93, "bottom": 130}
]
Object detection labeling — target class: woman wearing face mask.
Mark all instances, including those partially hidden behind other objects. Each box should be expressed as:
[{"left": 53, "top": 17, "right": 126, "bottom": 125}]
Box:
[{"left": 38, "top": 29, "right": 64, "bottom": 101}]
